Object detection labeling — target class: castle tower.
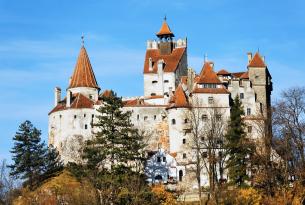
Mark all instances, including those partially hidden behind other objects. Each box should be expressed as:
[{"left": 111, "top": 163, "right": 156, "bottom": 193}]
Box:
[
  {"left": 143, "top": 17, "right": 188, "bottom": 98},
  {"left": 48, "top": 41, "right": 99, "bottom": 163},
  {"left": 247, "top": 52, "right": 272, "bottom": 116}
]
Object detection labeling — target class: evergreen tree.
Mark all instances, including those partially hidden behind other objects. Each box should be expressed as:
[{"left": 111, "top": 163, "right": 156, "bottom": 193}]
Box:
[
  {"left": 225, "top": 96, "right": 254, "bottom": 187},
  {"left": 9, "top": 121, "right": 46, "bottom": 189},
  {"left": 9, "top": 121, "right": 63, "bottom": 190},
  {"left": 41, "top": 145, "right": 63, "bottom": 180},
  {"left": 83, "top": 91, "right": 145, "bottom": 172}
]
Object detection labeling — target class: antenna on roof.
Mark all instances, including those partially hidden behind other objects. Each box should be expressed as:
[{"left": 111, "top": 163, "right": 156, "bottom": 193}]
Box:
[
  {"left": 81, "top": 34, "right": 85, "bottom": 47},
  {"left": 164, "top": 15, "right": 167, "bottom": 21}
]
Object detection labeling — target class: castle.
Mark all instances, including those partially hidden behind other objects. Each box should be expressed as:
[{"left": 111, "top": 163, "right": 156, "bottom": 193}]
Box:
[{"left": 48, "top": 19, "right": 272, "bottom": 189}]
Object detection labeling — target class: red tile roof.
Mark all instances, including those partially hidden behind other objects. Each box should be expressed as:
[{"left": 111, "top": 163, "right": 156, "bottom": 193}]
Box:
[
  {"left": 123, "top": 99, "right": 166, "bottom": 107},
  {"left": 69, "top": 46, "right": 99, "bottom": 89},
  {"left": 49, "top": 93, "right": 94, "bottom": 115},
  {"left": 168, "top": 84, "right": 189, "bottom": 108},
  {"left": 240, "top": 72, "right": 249, "bottom": 79},
  {"left": 143, "top": 47, "right": 186, "bottom": 74},
  {"left": 217, "top": 69, "right": 230, "bottom": 75},
  {"left": 192, "top": 87, "right": 230, "bottom": 94},
  {"left": 101, "top": 90, "right": 113, "bottom": 98},
  {"left": 248, "top": 52, "right": 266, "bottom": 67},
  {"left": 156, "top": 20, "right": 174, "bottom": 37},
  {"left": 197, "top": 62, "right": 222, "bottom": 84},
  {"left": 232, "top": 72, "right": 245, "bottom": 78}
]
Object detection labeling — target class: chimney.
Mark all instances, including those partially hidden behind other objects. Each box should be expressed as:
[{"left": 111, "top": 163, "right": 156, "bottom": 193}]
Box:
[
  {"left": 54, "top": 87, "right": 61, "bottom": 106},
  {"left": 247, "top": 52, "right": 252, "bottom": 63},
  {"left": 66, "top": 90, "right": 72, "bottom": 108},
  {"left": 148, "top": 57, "right": 153, "bottom": 71},
  {"left": 209, "top": 62, "right": 214, "bottom": 69}
]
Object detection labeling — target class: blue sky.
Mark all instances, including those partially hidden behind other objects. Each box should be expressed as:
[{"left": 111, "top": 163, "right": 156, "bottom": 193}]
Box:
[{"left": 1, "top": 0, "right": 305, "bottom": 161}]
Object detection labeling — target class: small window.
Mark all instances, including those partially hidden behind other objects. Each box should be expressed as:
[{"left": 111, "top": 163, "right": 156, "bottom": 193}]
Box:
[
  {"left": 92, "top": 114, "right": 94, "bottom": 118},
  {"left": 182, "top": 139, "right": 186, "bottom": 144},
  {"left": 247, "top": 108, "right": 251, "bottom": 116},
  {"left": 260, "top": 103, "right": 263, "bottom": 114},
  {"left": 202, "top": 114, "right": 208, "bottom": 121},
  {"left": 59, "top": 115, "right": 62, "bottom": 118},
  {"left": 164, "top": 92, "right": 169, "bottom": 96},
  {"left": 184, "top": 119, "right": 188, "bottom": 123},
  {"left": 164, "top": 80, "right": 169, "bottom": 83},
  {"left": 248, "top": 126, "right": 252, "bottom": 133},
  {"left": 184, "top": 129, "right": 191, "bottom": 135},
  {"left": 144, "top": 116, "right": 148, "bottom": 121},
  {"left": 201, "top": 137, "right": 205, "bottom": 141},
  {"left": 157, "top": 157, "right": 161, "bottom": 163},
  {"left": 85, "top": 124, "right": 88, "bottom": 129},
  {"left": 84, "top": 114, "right": 86, "bottom": 118},
  {"left": 74, "top": 115, "right": 77, "bottom": 119},
  {"left": 89, "top": 95, "right": 93, "bottom": 99},
  {"left": 183, "top": 153, "right": 187, "bottom": 159},
  {"left": 152, "top": 80, "right": 158, "bottom": 84},
  {"left": 137, "top": 114, "right": 140, "bottom": 120},
  {"left": 163, "top": 157, "right": 166, "bottom": 162},
  {"left": 172, "top": 119, "right": 176, "bottom": 125},
  {"left": 202, "top": 151, "right": 207, "bottom": 158},
  {"left": 151, "top": 93, "right": 156, "bottom": 96},
  {"left": 208, "top": 97, "right": 214, "bottom": 104},
  {"left": 216, "top": 114, "right": 221, "bottom": 121},
  {"left": 240, "top": 93, "right": 244, "bottom": 99},
  {"left": 154, "top": 115, "right": 157, "bottom": 120}
]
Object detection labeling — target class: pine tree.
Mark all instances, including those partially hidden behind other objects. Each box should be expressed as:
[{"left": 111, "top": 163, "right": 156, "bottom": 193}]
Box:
[
  {"left": 9, "top": 121, "right": 46, "bottom": 189},
  {"left": 9, "top": 121, "right": 63, "bottom": 190},
  {"left": 41, "top": 145, "right": 63, "bottom": 180},
  {"left": 83, "top": 91, "right": 145, "bottom": 172},
  {"left": 225, "top": 96, "right": 254, "bottom": 187}
]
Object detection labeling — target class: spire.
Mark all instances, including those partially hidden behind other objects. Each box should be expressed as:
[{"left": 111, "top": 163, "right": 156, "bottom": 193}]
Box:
[
  {"left": 156, "top": 17, "right": 174, "bottom": 38},
  {"left": 69, "top": 44, "right": 99, "bottom": 89}
]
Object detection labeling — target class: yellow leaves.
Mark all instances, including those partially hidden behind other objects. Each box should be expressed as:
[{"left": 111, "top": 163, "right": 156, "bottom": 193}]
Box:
[
  {"left": 151, "top": 184, "right": 177, "bottom": 205},
  {"left": 236, "top": 188, "right": 262, "bottom": 205}
]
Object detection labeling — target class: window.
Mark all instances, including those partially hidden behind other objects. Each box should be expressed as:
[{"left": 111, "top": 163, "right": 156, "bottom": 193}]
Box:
[
  {"left": 248, "top": 126, "right": 252, "bottom": 133},
  {"left": 247, "top": 108, "right": 251, "bottom": 116},
  {"left": 179, "top": 170, "right": 183, "bottom": 182},
  {"left": 184, "top": 129, "right": 191, "bottom": 135},
  {"left": 144, "top": 116, "right": 148, "bottom": 121},
  {"left": 152, "top": 80, "right": 158, "bottom": 84},
  {"left": 201, "top": 137, "right": 205, "bottom": 141},
  {"left": 202, "top": 114, "right": 208, "bottom": 121},
  {"left": 84, "top": 114, "right": 86, "bottom": 118},
  {"left": 260, "top": 103, "right": 263, "bottom": 114},
  {"left": 216, "top": 114, "right": 221, "bottom": 121},
  {"left": 182, "top": 139, "right": 186, "bottom": 144},
  {"left": 163, "top": 157, "right": 166, "bottom": 162},
  {"left": 137, "top": 114, "right": 140, "bottom": 120},
  {"left": 164, "top": 80, "right": 169, "bottom": 83},
  {"left": 59, "top": 115, "right": 62, "bottom": 118},
  {"left": 164, "top": 92, "right": 169, "bottom": 96},
  {"left": 89, "top": 95, "right": 93, "bottom": 99},
  {"left": 157, "top": 157, "right": 161, "bottom": 163},
  {"left": 202, "top": 152, "right": 207, "bottom": 158},
  {"left": 85, "top": 124, "right": 88, "bottom": 129},
  {"left": 240, "top": 93, "right": 244, "bottom": 99},
  {"left": 154, "top": 115, "right": 157, "bottom": 120},
  {"left": 208, "top": 97, "right": 214, "bottom": 104},
  {"left": 172, "top": 119, "right": 176, "bottom": 125},
  {"left": 151, "top": 93, "right": 156, "bottom": 96},
  {"left": 92, "top": 114, "right": 94, "bottom": 118},
  {"left": 74, "top": 115, "right": 77, "bottom": 119},
  {"left": 183, "top": 153, "right": 187, "bottom": 159},
  {"left": 184, "top": 119, "right": 188, "bottom": 123}
]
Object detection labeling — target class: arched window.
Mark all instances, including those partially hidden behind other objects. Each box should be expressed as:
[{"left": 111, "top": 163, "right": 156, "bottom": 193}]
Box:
[{"left": 179, "top": 170, "right": 183, "bottom": 182}]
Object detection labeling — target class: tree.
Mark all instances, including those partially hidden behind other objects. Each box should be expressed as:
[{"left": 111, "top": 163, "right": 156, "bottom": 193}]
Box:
[
  {"left": 225, "top": 96, "right": 254, "bottom": 187},
  {"left": 185, "top": 97, "right": 227, "bottom": 204},
  {"left": 0, "top": 159, "right": 16, "bottom": 205},
  {"left": 83, "top": 91, "right": 145, "bottom": 172},
  {"left": 82, "top": 91, "right": 157, "bottom": 204},
  {"left": 9, "top": 121, "right": 63, "bottom": 190}
]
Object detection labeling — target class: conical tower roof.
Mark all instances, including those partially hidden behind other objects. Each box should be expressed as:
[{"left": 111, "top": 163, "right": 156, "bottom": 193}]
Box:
[
  {"left": 156, "top": 18, "right": 174, "bottom": 38},
  {"left": 248, "top": 52, "right": 266, "bottom": 67},
  {"left": 69, "top": 46, "right": 99, "bottom": 89}
]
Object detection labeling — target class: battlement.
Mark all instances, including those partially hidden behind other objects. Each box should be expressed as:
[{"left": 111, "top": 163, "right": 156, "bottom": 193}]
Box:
[{"left": 146, "top": 38, "right": 187, "bottom": 50}]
